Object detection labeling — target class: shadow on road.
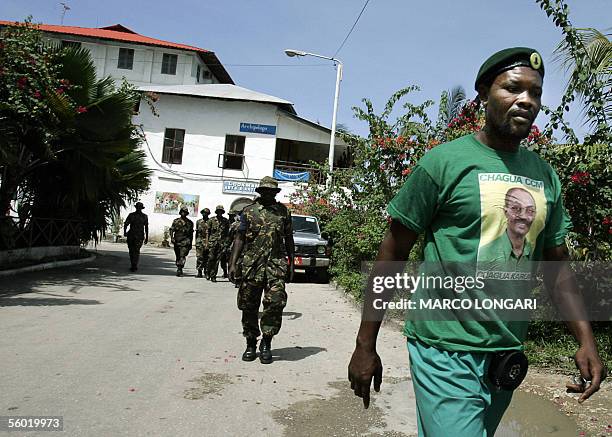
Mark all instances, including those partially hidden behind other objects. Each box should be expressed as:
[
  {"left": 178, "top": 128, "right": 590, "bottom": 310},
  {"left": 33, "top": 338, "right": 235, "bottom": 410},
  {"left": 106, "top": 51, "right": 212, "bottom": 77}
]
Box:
[
  {"left": 0, "top": 245, "right": 177, "bottom": 298},
  {"left": 272, "top": 346, "right": 327, "bottom": 362},
  {"left": 0, "top": 296, "right": 101, "bottom": 307}
]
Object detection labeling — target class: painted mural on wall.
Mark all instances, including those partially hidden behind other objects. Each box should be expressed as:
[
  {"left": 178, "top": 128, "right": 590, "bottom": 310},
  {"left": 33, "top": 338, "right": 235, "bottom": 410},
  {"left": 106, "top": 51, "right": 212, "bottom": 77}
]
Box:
[{"left": 154, "top": 192, "right": 199, "bottom": 216}]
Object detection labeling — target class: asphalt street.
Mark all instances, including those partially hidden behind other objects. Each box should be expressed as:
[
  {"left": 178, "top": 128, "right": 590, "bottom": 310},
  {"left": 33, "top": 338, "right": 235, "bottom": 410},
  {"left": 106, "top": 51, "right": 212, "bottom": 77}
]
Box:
[{"left": 0, "top": 242, "right": 418, "bottom": 436}]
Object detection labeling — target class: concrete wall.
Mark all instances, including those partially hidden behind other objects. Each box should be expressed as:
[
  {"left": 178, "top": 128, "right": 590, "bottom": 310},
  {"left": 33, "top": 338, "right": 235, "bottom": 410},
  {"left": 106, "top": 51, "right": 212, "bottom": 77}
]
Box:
[
  {"left": 0, "top": 246, "right": 81, "bottom": 267},
  {"left": 44, "top": 36, "right": 219, "bottom": 86}
]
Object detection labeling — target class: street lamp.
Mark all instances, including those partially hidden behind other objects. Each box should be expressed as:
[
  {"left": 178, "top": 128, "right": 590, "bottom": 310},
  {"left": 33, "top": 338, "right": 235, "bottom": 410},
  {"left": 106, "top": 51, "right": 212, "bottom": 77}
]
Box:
[{"left": 284, "top": 49, "right": 343, "bottom": 186}]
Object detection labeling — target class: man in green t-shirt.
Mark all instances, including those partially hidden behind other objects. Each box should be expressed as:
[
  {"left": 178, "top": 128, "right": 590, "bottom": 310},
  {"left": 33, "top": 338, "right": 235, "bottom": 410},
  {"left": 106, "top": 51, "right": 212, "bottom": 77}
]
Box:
[{"left": 348, "top": 47, "right": 606, "bottom": 436}]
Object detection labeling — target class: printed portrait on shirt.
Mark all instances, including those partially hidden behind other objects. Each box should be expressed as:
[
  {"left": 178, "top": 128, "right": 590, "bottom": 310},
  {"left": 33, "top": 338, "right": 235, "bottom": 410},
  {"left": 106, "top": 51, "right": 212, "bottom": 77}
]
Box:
[{"left": 477, "top": 173, "right": 547, "bottom": 279}]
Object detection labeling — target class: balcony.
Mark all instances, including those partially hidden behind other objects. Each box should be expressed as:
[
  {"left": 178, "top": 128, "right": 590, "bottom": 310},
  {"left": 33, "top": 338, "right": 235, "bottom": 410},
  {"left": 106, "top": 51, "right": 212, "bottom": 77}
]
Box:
[
  {"left": 273, "top": 160, "right": 324, "bottom": 184},
  {"left": 273, "top": 137, "right": 352, "bottom": 185}
]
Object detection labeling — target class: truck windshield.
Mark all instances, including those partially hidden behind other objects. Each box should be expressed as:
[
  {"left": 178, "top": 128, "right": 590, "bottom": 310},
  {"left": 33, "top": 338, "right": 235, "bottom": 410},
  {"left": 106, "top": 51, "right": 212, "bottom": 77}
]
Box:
[{"left": 292, "top": 216, "right": 319, "bottom": 234}]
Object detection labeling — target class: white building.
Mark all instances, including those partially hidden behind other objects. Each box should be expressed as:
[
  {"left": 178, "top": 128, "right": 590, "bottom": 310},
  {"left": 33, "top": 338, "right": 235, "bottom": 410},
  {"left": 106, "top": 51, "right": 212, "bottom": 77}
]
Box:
[
  {"left": 135, "top": 84, "right": 347, "bottom": 239},
  {"left": 0, "top": 22, "right": 234, "bottom": 86},
  {"left": 1, "top": 21, "right": 347, "bottom": 239}
]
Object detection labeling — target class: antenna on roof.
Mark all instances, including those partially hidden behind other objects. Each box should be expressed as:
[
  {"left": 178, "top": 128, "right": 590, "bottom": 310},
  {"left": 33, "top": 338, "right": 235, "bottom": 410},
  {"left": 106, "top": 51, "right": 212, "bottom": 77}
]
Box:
[{"left": 59, "top": 2, "right": 71, "bottom": 25}]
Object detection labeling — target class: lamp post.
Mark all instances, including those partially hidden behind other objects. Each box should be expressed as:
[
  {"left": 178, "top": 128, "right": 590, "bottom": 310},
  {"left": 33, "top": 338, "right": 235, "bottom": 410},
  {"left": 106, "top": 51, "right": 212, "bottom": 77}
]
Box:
[{"left": 284, "top": 49, "right": 343, "bottom": 186}]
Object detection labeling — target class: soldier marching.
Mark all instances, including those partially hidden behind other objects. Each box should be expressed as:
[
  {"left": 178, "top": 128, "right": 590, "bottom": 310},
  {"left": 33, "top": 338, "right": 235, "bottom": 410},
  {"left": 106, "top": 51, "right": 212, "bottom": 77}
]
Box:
[
  {"left": 229, "top": 176, "right": 294, "bottom": 364},
  {"left": 206, "top": 205, "right": 230, "bottom": 282},
  {"left": 169, "top": 206, "right": 194, "bottom": 277},
  {"left": 195, "top": 208, "right": 211, "bottom": 278}
]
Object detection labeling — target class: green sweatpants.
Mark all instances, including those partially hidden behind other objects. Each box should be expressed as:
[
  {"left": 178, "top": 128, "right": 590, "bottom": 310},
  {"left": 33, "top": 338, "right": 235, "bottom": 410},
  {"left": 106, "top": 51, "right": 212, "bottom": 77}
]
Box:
[{"left": 407, "top": 339, "right": 513, "bottom": 436}]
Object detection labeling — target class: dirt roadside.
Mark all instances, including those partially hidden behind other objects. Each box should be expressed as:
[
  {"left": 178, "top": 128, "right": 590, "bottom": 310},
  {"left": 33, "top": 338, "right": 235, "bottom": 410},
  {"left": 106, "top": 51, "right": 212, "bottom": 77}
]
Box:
[{"left": 519, "top": 368, "right": 611, "bottom": 436}]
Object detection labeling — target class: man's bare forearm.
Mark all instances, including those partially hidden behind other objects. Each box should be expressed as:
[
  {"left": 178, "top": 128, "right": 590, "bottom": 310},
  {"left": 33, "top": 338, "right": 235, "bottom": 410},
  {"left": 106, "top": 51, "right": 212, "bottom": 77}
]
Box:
[
  {"left": 229, "top": 233, "right": 244, "bottom": 267},
  {"left": 356, "top": 220, "right": 418, "bottom": 350},
  {"left": 543, "top": 245, "right": 595, "bottom": 345}
]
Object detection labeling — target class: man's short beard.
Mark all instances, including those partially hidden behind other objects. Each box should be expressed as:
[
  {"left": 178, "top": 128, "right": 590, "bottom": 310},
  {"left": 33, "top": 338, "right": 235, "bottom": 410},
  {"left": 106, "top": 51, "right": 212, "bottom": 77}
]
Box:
[{"left": 493, "top": 119, "right": 532, "bottom": 141}]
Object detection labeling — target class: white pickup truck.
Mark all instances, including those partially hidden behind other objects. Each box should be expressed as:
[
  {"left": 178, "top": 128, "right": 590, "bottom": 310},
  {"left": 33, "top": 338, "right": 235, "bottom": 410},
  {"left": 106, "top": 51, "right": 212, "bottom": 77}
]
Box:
[{"left": 291, "top": 214, "right": 330, "bottom": 283}]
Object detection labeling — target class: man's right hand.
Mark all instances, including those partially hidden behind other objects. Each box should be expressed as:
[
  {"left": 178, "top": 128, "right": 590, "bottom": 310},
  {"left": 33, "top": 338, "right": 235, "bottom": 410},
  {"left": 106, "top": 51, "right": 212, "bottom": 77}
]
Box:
[{"left": 348, "top": 345, "right": 383, "bottom": 409}]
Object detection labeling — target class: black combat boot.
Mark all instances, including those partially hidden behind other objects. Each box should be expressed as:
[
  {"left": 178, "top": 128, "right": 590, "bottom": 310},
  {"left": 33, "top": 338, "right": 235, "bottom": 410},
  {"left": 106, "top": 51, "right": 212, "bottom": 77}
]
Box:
[
  {"left": 242, "top": 337, "right": 257, "bottom": 362},
  {"left": 176, "top": 267, "right": 183, "bottom": 277},
  {"left": 259, "top": 335, "right": 273, "bottom": 364},
  {"left": 197, "top": 269, "right": 203, "bottom": 278}
]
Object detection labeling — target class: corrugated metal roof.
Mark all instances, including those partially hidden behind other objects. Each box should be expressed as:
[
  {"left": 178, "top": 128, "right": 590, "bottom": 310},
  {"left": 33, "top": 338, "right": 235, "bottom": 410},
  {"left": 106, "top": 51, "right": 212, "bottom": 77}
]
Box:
[
  {"left": 138, "top": 84, "right": 295, "bottom": 112},
  {"left": 0, "top": 20, "right": 234, "bottom": 84}
]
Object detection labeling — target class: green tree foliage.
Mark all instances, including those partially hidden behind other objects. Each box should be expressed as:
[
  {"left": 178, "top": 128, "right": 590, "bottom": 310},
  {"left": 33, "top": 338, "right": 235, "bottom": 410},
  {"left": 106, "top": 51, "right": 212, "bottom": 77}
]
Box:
[
  {"left": 535, "top": 0, "right": 610, "bottom": 145},
  {"left": 0, "top": 19, "right": 67, "bottom": 216},
  {"left": 290, "top": 87, "right": 436, "bottom": 295},
  {"left": 0, "top": 20, "right": 151, "bottom": 244}
]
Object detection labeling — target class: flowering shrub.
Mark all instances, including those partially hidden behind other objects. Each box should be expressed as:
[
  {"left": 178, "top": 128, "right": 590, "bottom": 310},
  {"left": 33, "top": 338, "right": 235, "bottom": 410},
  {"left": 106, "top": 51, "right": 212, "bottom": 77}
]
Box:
[{"left": 444, "top": 100, "right": 484, "bottom": 141}]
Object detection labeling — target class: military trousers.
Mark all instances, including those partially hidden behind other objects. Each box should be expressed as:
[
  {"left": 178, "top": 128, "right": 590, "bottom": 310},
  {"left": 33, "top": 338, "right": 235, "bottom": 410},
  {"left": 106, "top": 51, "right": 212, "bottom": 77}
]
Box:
[
  {"left": 206, "top": 242, "right": 224, "bottom": 278},
  {"left": 195, "top": 244, "right": 209, "bottom": 272},
  {"left": 173, "top": 244, "right": 191, "bottom": 268},
  {"left": 127, "top": 237, "right": 143, "bottom": 268},
  {"left": 237, "top": 273, "right": 287, "bottom": 338}
]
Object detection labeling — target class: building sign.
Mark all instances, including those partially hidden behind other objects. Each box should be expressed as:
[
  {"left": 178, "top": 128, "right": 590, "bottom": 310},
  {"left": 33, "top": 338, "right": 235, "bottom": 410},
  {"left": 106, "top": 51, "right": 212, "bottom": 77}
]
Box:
[
  {"left": 154, "top": 192, "right": 199, "bottom": 216},
  {"left": 239, "top": 122, "right": 276, "bottom": 135},
  {"left": 222, "top": 181, "right": 258, "bottom": 195}
]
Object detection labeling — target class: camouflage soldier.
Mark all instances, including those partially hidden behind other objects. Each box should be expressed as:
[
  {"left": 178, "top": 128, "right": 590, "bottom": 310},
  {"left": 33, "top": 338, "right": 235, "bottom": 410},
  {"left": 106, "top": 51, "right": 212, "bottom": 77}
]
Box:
[
  {"left": 169, "top": 206, "right": 194, "bottom": 277},
  {"left": 195, "top": 208, "right": 211, "bottom": 278},
  {"left": 227, "top": 211, "right": 242, "bottom": 287},
  {"left": 229, "top": 177, "right": 294, "bottom": 364},
  {"left": 205, "top": 205, "right": 229, "bottom": 282},
  {"left": 123, "top": 201, "right": 148, "bottom": 272},
  {"left": 219, "top": 210, "right": 238, "bottom": 279}
]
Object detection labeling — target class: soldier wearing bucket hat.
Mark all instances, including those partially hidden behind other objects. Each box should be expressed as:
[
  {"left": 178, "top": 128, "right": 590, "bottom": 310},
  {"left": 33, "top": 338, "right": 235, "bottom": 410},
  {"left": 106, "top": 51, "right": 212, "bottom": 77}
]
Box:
[
  {"left": 124, "top": 201, "right": 148, "bottom": 272},
  {"left": 169, "top": 205, "right": 194, "bottom": 277},
  {"left": 229, "top": 176, "right": 294, "bottom": 364},
  {"left": 348, "top": 46, "right": 606, "bottom": 436},
  {"left": 255, "top": 176, "right": 282, "bottom": 193},
  {"left": 195, "top": 208, "right": 211, "bottom": 278},
  {"left": 205, "top": 204, "right": 229, "bottom": 281}
]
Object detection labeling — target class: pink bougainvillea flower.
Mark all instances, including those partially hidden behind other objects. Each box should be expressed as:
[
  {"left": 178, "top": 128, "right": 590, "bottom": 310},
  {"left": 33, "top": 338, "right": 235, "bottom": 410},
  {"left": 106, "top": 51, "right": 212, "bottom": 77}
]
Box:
[
  {"left": 570, "top": 171, "right": 590, "bottom": 186},
  {"left": 76, "top": 106, "right": 88, "bottom": 113},
  {"left": 17, "top": 76, "right": 28, "bottom": 89},
  {"left": 33, "top": 90, "right": 41, "bottom": 98},
  {"left": 402, "top": 168, "right": 411, "bottom": 176}
]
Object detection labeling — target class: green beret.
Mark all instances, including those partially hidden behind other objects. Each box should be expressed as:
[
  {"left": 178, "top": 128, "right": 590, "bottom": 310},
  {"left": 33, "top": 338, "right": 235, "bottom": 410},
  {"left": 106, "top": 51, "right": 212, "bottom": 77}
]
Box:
[{"left": 475, "top": 47, "right": 544, "bottom": 91}]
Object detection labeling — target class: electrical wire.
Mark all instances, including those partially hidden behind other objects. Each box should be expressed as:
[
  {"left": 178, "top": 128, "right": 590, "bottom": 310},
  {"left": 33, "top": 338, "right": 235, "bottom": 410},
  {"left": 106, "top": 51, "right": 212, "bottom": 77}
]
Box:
[{"left": 333, "top": 0, "right": 371, "bottom": 58}]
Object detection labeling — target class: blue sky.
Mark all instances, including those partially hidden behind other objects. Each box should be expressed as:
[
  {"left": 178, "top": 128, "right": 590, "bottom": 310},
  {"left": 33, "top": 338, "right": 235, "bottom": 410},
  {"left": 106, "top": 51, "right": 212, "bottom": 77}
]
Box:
[{"left": 3, "top": 0, "right": 610, "bottom": 140}]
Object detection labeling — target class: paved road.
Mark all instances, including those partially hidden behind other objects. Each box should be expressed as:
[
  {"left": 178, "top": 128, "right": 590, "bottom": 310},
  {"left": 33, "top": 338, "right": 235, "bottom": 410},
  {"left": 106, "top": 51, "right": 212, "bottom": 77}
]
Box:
[{"left": 0, "top": 242, "right": 417, "bottom": 436}]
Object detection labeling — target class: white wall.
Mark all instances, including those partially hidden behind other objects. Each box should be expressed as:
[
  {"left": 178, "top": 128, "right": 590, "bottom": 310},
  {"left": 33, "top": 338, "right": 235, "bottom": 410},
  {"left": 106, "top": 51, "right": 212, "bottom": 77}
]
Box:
[
  {"left": 44, "top": 35, "right": 219, "bottom": 86},
  {"left": 130, "top": 93, "right": 301, "bottom": 239}
]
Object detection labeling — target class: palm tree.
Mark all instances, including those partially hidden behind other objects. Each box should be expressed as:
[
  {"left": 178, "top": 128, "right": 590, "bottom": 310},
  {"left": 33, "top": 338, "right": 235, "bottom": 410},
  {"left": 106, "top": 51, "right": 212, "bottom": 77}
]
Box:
[
  {"left": 27, "top": 46, "right": 152, "bottom": 241},
  {"left": 435, "top": 85, "right": 467, "bottom": 138},
  {"left": 554, "top": 27, "right": 611, "bottom": 128}
]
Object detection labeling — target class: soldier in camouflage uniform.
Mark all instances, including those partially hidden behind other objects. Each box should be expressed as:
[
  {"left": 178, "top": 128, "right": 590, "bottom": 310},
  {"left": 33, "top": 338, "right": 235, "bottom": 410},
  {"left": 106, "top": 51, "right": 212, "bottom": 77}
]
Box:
[
  {"left": 205, "top": 205, "right": 229, "bottom": 282},
  {"left": 123, "top": 201, "right": 148, "bottom": 272},
  {"left": 169, "top": 206, "right": 194, "bottom": 277},
  {"left": 229, "top": 176, "right": 294, "bottom": 364},
  {"left": 220, "top": 210, "right": 238, "bottom": 279},
  {"left": 227, "top": 210, "right": 243, "bottom": 287},
  {"left": 195, "top": 208, "right": 211, "bottom": 278}
]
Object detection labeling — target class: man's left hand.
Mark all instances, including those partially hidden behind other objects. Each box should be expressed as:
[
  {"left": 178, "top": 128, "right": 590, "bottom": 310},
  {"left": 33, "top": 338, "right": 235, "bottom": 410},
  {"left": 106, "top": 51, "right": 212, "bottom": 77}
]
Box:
[{"left": 566, "top": 344, "right": 607, "bottom": 402}]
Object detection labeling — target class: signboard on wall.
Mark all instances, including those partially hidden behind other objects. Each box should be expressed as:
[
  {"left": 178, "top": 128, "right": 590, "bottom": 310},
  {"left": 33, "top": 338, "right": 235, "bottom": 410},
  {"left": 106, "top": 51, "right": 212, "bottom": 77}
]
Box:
[
  {"left": 154, "top": 192, "right": 199, "bottom": 216},
  {"left": 239, "top": 122, "right": 276, "bottom": 135},
  {"left": 222, "top": 181, "right": 258, "bottom": 195}
]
